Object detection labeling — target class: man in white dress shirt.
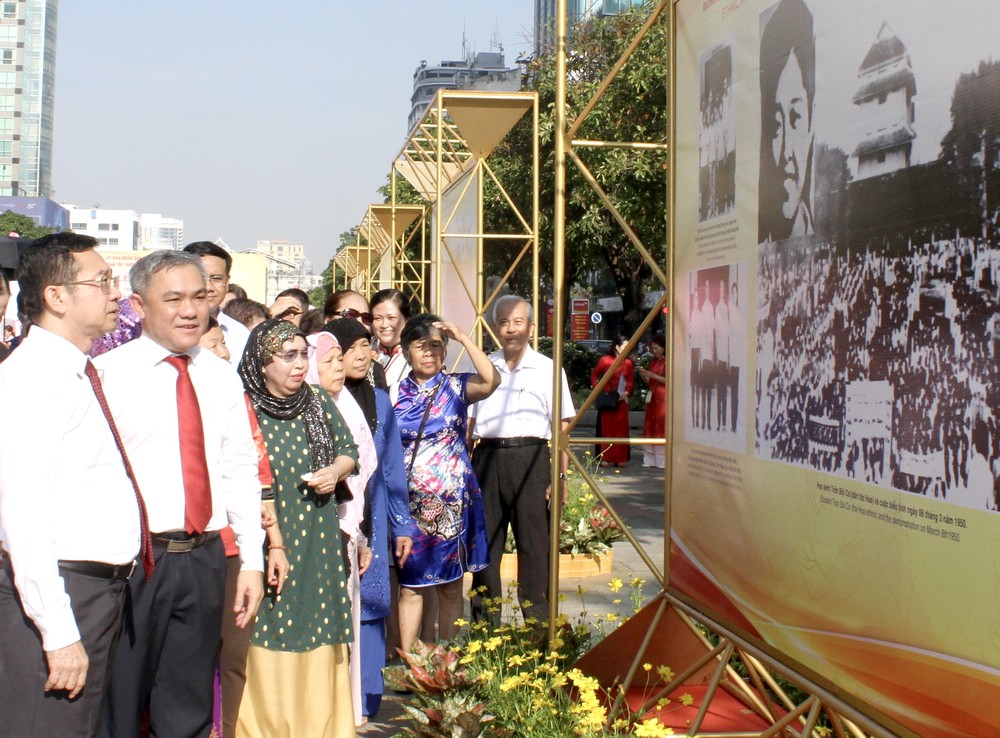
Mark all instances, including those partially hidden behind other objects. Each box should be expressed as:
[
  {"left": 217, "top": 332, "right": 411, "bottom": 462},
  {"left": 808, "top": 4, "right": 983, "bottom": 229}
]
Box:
[
  {"left": 96, "top": 250, "right": 264, "bottom": 738},
  {"left": 183, "top": 241, "right": 250, "bottom": 366},
  {"left": 0, "top": 233, "right": 142, "bottom": 736},
  {"left": 468, "top": 296, "right": 575, "bottom": 622}
]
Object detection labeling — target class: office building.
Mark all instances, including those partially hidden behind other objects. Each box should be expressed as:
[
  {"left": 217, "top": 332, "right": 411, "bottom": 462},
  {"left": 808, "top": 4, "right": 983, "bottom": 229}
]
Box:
[
  {"left": 66, "top": 205, "right": 184, "bottom": 251},
  {"left": 250, "top": 239, "right": 320, "bottom": 303},
  {"left": 0, "top": 0, "right": 58, "bottom": 197},
  {"left": 534, "top": 0, "right": 642, "bottom": 55},
  {"left": 408, "top": 51, "right": 521, "bottom": 132},
  {"left": 138, "top": 212, "right": 185, "bottom": 251}
]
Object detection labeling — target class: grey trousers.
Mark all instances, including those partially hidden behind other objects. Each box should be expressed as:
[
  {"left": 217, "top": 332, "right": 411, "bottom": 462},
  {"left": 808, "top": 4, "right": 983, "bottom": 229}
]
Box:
[{"left": 0, "top": 556, "right": 128, "bottom": 738}]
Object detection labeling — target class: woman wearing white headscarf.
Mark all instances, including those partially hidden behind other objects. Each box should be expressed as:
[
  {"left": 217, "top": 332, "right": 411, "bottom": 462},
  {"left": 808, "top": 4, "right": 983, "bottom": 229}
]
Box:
[
  {"left": 312, "top": 320, "right": 419, "bottom": 724},
  {"left": 307, "top": 328, "right": 376, "bottom": 726}
]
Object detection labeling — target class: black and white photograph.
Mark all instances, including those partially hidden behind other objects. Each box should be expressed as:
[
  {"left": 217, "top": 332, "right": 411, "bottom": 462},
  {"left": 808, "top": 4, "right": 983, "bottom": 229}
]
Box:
[
  {"left": 699, "top": 41, "right": 735, "bottom": 222},
  {"left": 685, "top": 262, "right": 748, "bottom": 453},
  {"left": 755, "top": 0, "right": 1000, "bottom": 512},
  {"left": 758, "top": 0, "right": 815, "bottom": 243}
]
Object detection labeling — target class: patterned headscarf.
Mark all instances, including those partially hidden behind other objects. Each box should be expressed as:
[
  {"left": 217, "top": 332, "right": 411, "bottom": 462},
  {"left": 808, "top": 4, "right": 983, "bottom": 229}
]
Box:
[{"left": 238, "top": 318, "right": 334, "bottom": 470}]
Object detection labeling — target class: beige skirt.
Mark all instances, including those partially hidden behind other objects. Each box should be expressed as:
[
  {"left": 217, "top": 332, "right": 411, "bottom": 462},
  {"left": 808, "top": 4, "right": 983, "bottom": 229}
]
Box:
[{"left": 236, "top": 643, "right": 355, "bottom": 738}]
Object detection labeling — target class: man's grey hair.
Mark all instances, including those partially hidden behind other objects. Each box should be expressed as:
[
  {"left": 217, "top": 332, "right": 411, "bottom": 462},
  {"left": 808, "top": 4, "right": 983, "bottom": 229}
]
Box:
[
  {"left": 130, "top": 250, "right": 206, "bottom": 298},
  {"left": 491, "top": 294, "right": 533, "bottom": 324}
]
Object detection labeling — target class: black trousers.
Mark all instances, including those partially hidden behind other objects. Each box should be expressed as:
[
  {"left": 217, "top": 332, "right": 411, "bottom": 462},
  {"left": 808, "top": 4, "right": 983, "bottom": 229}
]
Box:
[
  {"left": 99, "top": 536, "right": 226, "bottom": 738},
  {"left": 0, "top": 556, "right": 128, "bottom": 738},
  {"left": 471, "top": 442, "right": 551, "bottom": 622}
]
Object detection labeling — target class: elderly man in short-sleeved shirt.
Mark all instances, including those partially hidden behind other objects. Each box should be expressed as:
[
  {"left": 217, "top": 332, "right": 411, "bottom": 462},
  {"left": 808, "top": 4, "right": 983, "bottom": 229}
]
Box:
[{"left": 468, "top": 295, "right": 574, "bottom": 622}]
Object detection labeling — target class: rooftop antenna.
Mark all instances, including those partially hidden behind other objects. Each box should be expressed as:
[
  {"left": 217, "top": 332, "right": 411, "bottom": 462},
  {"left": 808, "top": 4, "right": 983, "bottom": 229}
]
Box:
[{"left": 491, "top": 20, "right": 503, "bottom": 56}]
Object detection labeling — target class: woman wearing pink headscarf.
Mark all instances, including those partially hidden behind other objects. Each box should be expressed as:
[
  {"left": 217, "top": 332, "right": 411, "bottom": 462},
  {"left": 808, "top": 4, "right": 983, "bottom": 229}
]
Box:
[{"left": 310, "top": 320, "right": 418, "bottom": 725}]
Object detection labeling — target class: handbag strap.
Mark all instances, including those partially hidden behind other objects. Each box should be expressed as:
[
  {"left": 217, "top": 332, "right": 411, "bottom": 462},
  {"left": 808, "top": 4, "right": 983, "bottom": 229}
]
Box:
[{"left": 407, "top": 378, "right": 443, "bottom": 476}]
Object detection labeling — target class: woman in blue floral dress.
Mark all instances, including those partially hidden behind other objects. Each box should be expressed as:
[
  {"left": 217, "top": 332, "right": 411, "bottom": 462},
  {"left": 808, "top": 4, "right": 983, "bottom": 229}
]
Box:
[{"left": 394, "top": 314, "right": 500, "bottom": 649}]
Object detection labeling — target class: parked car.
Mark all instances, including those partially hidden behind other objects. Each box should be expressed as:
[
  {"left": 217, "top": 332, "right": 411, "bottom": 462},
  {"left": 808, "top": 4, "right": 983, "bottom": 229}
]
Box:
[{"left": 575, "top": 339, "right": 612, "bottom": 355}]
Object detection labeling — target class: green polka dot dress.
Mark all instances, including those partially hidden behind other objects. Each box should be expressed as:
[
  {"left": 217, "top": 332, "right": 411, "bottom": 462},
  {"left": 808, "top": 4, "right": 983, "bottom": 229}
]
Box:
[{"left": 252, "top": 389, "right": 358, "bottom": 652}]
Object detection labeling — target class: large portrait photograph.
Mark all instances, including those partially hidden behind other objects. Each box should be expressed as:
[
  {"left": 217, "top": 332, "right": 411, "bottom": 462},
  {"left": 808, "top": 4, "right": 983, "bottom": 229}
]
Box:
[{"left": 754, "top": 0, "right": 1000, "bottom": 513}]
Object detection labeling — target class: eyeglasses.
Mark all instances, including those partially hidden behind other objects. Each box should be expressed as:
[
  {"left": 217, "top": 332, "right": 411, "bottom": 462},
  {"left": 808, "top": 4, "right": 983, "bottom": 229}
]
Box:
[
  {"left": 62, "top": 272, "right": 114, "bottom": 294},
  {"left": 205, "top": 275, "right": 228, "bottom": 283},
  {"left": 337, "top": 308, "right": 374, "bottom": 326},
  {"left": 272, "top": 349, "right": 310, "bottom": 364}
]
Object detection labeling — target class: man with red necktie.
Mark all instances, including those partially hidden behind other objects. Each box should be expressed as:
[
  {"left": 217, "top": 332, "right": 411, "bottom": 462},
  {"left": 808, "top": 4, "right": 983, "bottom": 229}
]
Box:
[
  {"left": 96, "top": 250, "right": 264, "bottom": 738},
  {"left": 0, "top": 233, "right": 148, "bottom": 736}
]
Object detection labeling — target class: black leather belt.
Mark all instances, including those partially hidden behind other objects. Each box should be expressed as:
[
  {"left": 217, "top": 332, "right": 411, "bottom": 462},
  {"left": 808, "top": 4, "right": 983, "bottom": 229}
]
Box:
[
  {"left": 478, "top": 437, "right": 547, "bottom": 449},
  {"left": 59, "top": 560, "right": 137, "bottom": 581},
  {"left": 153, "top": 530, "right": 220, "bottom": 553}
]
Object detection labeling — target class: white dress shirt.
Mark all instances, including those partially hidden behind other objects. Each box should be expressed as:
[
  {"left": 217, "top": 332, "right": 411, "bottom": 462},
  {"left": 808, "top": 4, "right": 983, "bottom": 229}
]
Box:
[
  {"left": 217, "top": 311, "right": 250, "bottom": 368},
  {"left": 380, "top": 345, "right": 410, "bottom": 406},
  {"left": 95, "top": 334, "right": 264, "bottom": 571},
  {"left": 469, "top": 346, "right": 575, "bottom": 439},
  {"left": 0, "top": 327, "right": 141, "bottom": 650}
]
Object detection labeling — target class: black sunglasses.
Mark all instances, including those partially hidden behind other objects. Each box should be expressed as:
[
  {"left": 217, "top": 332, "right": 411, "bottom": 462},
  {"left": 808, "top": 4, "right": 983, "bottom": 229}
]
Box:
[{"left": 337, "top": 308, "right": 374, "bottom": 325}]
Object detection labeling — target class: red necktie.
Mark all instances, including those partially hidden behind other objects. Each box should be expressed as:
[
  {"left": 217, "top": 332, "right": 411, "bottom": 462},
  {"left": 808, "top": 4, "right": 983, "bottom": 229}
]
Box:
[
  {"left": 164, "top": 355, "right": 212, "bottom": 535},
  {"left": 84, "top": 360, "right": 155, "bottom": 580}
]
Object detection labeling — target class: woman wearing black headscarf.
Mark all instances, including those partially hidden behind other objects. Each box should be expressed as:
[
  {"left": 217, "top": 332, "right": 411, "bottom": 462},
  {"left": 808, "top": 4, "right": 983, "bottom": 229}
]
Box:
[{"left": 236, "top": 318, "right": 359, "bottom": 738}]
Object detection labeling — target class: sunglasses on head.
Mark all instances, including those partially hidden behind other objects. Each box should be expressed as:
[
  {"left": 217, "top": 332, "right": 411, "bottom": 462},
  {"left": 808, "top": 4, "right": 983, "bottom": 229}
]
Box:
[{"left": 337, "top": 308, "right": 374, "bottom": 325}]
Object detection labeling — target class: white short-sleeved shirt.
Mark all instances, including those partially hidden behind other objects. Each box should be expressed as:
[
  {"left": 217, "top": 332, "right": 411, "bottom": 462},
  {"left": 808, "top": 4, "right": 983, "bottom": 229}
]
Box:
[{"left": 469, "top": 346, "right": 575, "bottom": 439}]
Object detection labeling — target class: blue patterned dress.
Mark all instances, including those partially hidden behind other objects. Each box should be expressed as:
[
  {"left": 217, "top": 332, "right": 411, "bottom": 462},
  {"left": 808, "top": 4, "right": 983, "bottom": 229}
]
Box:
[{"left": 394, "top": 371, "right": 489, "bottom": 587}]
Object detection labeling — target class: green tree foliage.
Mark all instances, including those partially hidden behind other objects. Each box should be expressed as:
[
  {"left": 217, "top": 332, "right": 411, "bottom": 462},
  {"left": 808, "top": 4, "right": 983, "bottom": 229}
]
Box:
[
  {"left": 484, "top": 2, "right": 668, "bottom": 331},
  {"left": 308, "top": 227, "right": 354, "bottom": 307},
  {"left": 0, "top": 210, "right": 60, "bottom": 239}
]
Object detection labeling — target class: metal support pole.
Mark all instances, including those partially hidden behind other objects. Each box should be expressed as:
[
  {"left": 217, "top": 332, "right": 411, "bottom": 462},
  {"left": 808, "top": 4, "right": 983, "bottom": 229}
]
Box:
[{"left": 547, "top": 0, "right": 568, "bottom": 644}]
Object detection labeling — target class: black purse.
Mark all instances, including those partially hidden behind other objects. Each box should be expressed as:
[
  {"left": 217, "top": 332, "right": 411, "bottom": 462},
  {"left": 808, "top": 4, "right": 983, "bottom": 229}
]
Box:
[{"left": 596, "top": 390, "right": 619, "bottom": 411}]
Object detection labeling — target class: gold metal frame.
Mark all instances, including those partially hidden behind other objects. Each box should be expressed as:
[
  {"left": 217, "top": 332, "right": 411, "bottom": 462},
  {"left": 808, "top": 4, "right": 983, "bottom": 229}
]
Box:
[
  {"left": 340, "top": 202, "right": 429, "bottom": 310},
  {"left": 549, "top": 0, "right": 907, "bottom": 735},
  {"left": 392, "top": 90, "right": 540, "bottom": 350}
]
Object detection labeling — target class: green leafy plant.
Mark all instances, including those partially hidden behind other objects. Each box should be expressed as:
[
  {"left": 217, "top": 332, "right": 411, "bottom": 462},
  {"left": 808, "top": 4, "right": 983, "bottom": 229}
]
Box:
[{"left": 385, "top": 639, "right": 496, "bottom": 737}]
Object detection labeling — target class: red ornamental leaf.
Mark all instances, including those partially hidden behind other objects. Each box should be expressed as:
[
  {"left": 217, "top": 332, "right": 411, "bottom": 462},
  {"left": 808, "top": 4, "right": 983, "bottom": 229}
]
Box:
[{"left": 410, "top": 663, "right": 442, "bottom": 692}]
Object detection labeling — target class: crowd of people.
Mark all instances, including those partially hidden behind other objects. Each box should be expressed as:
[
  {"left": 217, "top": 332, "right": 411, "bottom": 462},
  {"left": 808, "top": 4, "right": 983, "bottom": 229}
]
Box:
[
  {"left": 757, "top": 234, "right": 1000, "bottom": 510},
  {"left": 0, "top": 234, "right": 575, "bottom": 737}
]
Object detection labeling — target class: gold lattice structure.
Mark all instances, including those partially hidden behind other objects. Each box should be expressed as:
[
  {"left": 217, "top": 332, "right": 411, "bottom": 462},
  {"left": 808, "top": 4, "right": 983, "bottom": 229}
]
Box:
[
  {"left": 336, "top": 203, "right": 429, "bottom": 310},
  {"left": 392, "top": 89, "right": 540, "bottom": 350}
]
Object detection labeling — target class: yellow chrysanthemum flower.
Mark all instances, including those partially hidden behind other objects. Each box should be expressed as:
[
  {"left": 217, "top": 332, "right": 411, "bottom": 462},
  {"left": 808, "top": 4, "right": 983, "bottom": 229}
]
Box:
[{"left": 657, "top": 665, "right": 675, "bottom": 682}]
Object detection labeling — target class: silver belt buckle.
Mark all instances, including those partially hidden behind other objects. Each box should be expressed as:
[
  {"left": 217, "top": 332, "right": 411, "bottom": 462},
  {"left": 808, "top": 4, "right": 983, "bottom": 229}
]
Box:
[{"left": 166, "top": 538, "right": 196, "bottom": 553}]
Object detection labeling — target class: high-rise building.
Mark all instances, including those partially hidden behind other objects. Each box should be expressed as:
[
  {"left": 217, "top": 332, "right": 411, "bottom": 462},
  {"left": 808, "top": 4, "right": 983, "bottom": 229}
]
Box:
[
  {"left": 408, "top": 51, "right": 521, "bottom": 132},
  {"left": 534, "top": 0, "right": 642, "bottom": 55},
  {"left": 0, "top": 0, "right": 57, "bottom": 197},
  {"left": 138, "top": 212, "right": 185, "bottom": 251}
]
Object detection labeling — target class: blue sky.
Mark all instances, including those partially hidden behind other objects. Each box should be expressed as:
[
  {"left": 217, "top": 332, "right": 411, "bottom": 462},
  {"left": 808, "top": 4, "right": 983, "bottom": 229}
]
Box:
[{"left": 52, "top": 1, "right": 535, "bottom": 266}]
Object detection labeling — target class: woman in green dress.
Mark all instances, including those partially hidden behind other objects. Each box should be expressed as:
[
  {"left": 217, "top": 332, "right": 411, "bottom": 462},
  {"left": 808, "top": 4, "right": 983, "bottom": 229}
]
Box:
[{"left": 236, "top": 319, "right": 359, "bottom": 737}]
